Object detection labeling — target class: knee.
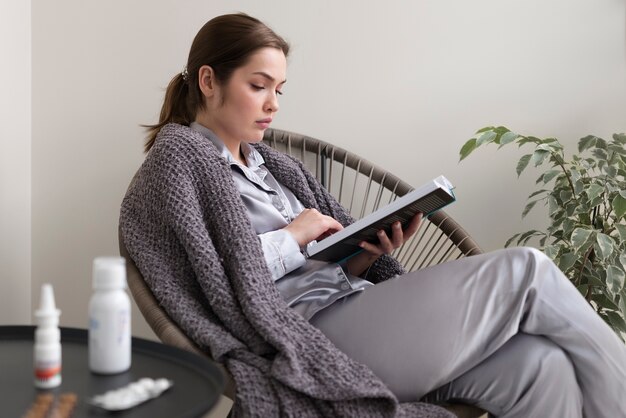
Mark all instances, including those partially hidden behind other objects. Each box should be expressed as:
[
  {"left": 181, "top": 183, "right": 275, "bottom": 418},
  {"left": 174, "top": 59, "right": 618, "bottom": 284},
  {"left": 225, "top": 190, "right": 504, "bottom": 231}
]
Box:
[
  {"left": 506, "top": 246, "right": 549, "bottom": 264},
  {"left": 535, "top": 342, "right": 583, "bottom": 410},
  {"left": 515, "top": 337, "right": 582, "bottom": 410},
  {"left": 537, "top": 342, "right": 576, "bottom": 382},
  {"left": 504, "top": 246, "right": 563, "bottom": 285}
]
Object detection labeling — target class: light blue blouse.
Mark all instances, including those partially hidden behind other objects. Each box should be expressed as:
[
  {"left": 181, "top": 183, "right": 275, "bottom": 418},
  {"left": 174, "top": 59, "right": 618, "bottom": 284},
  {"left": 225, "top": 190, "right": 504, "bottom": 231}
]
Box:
[{"left": 190, "top": 123, "right": 372, "bottom": 319}]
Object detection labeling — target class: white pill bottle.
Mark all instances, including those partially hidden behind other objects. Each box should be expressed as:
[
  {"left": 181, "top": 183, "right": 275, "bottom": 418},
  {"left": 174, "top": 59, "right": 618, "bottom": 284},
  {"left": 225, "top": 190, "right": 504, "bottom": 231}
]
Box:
[{"left": 88, "top": 256, "right": 131, "bottom": 374}]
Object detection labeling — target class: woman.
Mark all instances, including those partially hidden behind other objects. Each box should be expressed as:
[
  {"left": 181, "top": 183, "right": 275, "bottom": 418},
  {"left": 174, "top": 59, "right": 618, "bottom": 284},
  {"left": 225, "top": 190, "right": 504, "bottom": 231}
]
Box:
[{"left": 120, "top": 13, "right": 626, "bottom": 417}]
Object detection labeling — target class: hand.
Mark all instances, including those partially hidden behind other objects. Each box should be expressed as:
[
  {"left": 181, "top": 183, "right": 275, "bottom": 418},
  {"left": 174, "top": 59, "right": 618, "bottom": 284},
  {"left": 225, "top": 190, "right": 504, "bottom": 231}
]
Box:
[
  {"left": 359, "top": 212, "right": 423, "bottom": 257},
  {"left": 346, "top": 213, "right": 423, "bottom": 276},
  {"left": 284, "top": 208, "right": 344, "bottom": 247}
]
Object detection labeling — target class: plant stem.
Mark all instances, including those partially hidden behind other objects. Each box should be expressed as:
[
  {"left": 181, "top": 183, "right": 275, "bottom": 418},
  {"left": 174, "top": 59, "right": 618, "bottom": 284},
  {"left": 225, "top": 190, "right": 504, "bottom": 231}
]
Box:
[
  {"left": 552, "top": 152, "right": 578, "bottom": 203},
  {"left": 585, "top": 284, "right": 593, "bottom": 302},
  {"left": 577, "top": 246, "right": 594, "bottom": 287},
  {"left": 592, "top": 206, "right": 597, "bottom": 229}
]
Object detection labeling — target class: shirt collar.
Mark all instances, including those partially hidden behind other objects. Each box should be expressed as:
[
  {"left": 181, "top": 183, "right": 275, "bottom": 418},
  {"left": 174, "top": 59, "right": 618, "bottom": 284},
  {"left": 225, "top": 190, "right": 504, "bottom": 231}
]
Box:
[{"left": 189, "top": 122, "right": 265, "bottom": 169}]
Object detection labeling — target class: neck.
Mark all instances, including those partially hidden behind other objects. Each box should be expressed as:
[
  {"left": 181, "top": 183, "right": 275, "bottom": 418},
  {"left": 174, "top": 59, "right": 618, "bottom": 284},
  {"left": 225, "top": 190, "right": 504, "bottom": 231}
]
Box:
[
  {"left": 193, "top": 117, "right": 246, "bottom": 166},
  {"left": 235, "top": 147, "right": 248, "bottom": 167}
]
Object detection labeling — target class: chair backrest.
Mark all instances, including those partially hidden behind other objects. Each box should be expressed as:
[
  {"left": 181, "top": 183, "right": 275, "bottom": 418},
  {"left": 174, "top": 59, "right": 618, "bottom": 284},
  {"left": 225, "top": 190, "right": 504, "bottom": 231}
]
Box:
[
  {"left": 119, "top": 127, "right": 483, "bottom": 402},
  {"left": 263, "top": 128, "right": 482, "bottom": 271}
]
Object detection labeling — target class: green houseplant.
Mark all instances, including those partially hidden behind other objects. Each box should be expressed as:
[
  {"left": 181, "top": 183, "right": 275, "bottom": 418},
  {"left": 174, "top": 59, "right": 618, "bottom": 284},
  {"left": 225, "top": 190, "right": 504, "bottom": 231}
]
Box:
[{"left": 460, "top": 127, "right": 626, "bottom": 340}]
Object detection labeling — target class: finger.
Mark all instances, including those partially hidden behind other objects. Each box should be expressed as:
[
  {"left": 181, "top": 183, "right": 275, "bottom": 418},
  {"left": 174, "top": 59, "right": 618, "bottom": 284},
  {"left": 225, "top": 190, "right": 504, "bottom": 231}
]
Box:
[
  {"left": 391, "top": 221, "right": 404, "bottom": 248},
  {"left": 376, "top": 229, "right": 395, "bottom": 254},
  {"left": 359, "top": 240, "right": 383, "bottom": 256},
  {"left": 329, "top": 218, "right": 344, "bottom": 231},
  {"left": 403, "top": 213, "right": 423, "bottom": 240}
]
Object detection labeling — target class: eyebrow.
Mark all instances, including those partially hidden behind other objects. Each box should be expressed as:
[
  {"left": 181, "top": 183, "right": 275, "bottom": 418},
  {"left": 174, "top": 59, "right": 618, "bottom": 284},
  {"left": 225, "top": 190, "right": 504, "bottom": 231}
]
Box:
[{"left": 252, "top": 71, "right": 287, "bottom": 84}]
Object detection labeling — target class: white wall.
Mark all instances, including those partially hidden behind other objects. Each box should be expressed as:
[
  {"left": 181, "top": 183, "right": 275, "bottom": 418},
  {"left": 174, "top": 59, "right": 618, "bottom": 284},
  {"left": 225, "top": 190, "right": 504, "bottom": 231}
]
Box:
[
  {"left": 22, "top": 0, "right": 626, "bottom": 341},
  {"left": 1, "top": 0, "right": 31, "bottom": 324}
]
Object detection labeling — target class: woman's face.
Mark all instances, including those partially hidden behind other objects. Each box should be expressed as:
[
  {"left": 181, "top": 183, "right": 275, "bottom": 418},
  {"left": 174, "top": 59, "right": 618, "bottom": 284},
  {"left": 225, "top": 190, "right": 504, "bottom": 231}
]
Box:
[{"left": 199, "top": 47, "right": 287, "bottom": 147}]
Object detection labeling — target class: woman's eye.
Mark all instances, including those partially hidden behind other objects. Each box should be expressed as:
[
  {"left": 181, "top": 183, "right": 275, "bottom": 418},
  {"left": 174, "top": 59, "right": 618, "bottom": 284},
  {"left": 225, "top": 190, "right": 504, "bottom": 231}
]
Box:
[
  {"left": 251, "top": 84, "right": 264, "bottom": 91},
  {"left": 276, "top": 90, "right": 283, "bottom": 96}
]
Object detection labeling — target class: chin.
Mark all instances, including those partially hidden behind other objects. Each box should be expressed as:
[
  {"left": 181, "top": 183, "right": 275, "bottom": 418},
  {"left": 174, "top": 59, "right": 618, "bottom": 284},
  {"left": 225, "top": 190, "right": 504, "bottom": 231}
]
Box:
[{"left": 246, "top": 132, "right": 265, "bottom": 143}]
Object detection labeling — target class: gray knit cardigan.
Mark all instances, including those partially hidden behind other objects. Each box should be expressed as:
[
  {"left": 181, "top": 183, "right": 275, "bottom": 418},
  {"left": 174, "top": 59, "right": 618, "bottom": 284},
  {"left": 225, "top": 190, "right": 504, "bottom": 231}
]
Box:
[{"left": 119, "top": 123, "right": 453, "bottom": 418}]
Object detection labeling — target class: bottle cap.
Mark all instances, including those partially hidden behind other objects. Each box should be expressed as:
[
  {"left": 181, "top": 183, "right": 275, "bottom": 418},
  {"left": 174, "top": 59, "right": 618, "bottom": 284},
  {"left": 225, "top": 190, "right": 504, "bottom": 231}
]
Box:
[
  {"left": 93, "top": 257, "right": 127, "bottom": 290},
  {"left": 35, "top": 284, "right": 61, "bottom": 325}
]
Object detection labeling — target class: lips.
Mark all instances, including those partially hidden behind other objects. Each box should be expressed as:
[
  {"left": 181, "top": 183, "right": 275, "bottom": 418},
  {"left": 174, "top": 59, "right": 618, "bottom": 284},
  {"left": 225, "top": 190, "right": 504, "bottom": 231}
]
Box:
[{"left": 255, "top": 118, "right": 272, "bottom": 129}]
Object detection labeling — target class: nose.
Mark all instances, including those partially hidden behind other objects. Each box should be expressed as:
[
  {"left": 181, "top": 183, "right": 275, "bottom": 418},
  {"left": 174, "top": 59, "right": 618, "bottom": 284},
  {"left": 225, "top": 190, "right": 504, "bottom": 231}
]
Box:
[{"left": 265, "top": 92, "right": 280, "bottom": 113}]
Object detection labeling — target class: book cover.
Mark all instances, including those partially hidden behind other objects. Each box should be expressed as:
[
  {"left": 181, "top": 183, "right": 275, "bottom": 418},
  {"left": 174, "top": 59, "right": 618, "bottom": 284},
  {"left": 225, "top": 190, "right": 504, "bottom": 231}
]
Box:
[{"left": 305, "top": 175, "right": 455, "bottom": 263}]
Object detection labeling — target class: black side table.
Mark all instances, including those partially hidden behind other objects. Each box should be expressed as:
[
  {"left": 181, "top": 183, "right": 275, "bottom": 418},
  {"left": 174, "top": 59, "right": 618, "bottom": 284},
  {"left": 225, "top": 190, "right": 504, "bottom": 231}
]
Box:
[{"left": 1, "top": 326, "right": 225, "bottom": 418}]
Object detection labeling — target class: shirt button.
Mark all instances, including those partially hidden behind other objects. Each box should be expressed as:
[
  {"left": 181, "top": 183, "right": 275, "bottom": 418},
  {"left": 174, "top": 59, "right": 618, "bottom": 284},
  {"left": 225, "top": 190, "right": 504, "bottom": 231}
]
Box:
[{"left": 341, "top": 283, "right": 350, "bottom": 290}]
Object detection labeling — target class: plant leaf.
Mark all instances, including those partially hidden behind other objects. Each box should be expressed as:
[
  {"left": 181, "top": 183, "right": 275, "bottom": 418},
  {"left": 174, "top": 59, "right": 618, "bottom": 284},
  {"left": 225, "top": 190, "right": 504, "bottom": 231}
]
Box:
[
  {"left": 607, "top": 266, "right": 626, "bottom": 295},
  {"left": 578, "top": 135, "right": 598, "bottom": 152},
  {"left": 541, "top": 170, "right": 562, "bottom": 184},
  {"left": 476, "top": 126, "right": 495, "bottom": 134},
  {"left": 593, "top": 293, "right": 619, "bottom": 310},
  {"left": 586, "top": 274, "right": 607, "bottom": 288},
  {"left": 476, "top": 131, "right": 497, "bottom": 146},
  {"left": 532, "top": 149, "right": 550, "bottom": 167},
  {"left": 459, "top": 138, "right": 478, "bottom": 161},
  {"left": 571, "top": 228, "right": 593, "bottom": 250},
  {"left": 505, "top": 233, "right": 521, "bottom": 248},
  {"left": 608, "top": 143, "right": 626, "bottom": 156},
  {"left": 620, "top": 253, "right": 626, "bottom": 272},
  {"left": 585, "top": 184, "right": 604, "bottom": 202},
  {"left": 516, "top": 154, "right": 532, "bottom": 177},
  {"left": 612, "top": 133, "right": 626, "bottom": 144},
  {"left": 595, "top": 233, "right": 614, "bottom": 260},
  {"left": 517, "top": 230, "right": 542, "bottom": 245},
  {"left": 613, "top": 193, "right": 626, "bottom": 219},
  {"left": 522, "top": 200, "right": 539, "bottom": 218},
  {"left": 620, "top": 290, "right": 626, "bottom": 321},
  {"left": 547, "top": 195, "right": 560, "bottom": 215},
  {"left": 574, "top": 179, "right": 585, "bottom": 195},
  {"left": 544, "top": 245, "right": 559, "bottom": 259},
  {"left": 616, "top": 224, "right": 626, "bottom": 241},
  {"left": 499, "top": 131, "right": 518, "bottom": 145},
  {"left": 593, "top": 148, "right": 608, "bottom": 161},
  {"left": 528, "top": 189, "right": 549, "bottom": 199},
  {"left": 606, "top": 311, "right": 626, "bottom": 334},
  {"left": 560, "top": 190, "right": 573, "bottom": 204},
  {"left": 604, "top": 165, "right": 618, "bottom": 177},
  {"left": 558, "top": 252, "right": 578, "bottom": 272}
]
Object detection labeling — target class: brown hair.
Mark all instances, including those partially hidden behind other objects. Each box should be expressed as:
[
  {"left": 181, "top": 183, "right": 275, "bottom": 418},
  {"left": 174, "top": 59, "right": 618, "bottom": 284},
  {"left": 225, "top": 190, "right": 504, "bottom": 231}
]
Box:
[{"left": 143, "top": 13, "right": 290, "bottom": 152}]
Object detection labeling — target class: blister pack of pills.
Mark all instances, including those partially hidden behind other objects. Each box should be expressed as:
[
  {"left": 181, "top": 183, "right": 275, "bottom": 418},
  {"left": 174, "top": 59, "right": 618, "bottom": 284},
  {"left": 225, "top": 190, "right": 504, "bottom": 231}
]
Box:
[{"left": 89, "top": 377, "right": 173, "bottom": 411}]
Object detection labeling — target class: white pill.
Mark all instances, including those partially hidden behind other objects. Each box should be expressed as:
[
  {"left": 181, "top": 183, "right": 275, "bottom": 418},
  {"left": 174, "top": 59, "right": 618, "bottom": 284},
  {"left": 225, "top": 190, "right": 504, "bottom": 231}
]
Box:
[
  {"left": 154, "top": 378, "right": 171, "bottom": 392},
  {"left": 138, "top": 378, "right": 155, "bottom": 390}
]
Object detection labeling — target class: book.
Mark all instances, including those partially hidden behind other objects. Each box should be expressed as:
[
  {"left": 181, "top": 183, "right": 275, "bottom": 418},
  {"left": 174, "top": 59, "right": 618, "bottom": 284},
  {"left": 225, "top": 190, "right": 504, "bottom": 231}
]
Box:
[{"left": 305, "top": 175, "right": 456, "bottom": 263}]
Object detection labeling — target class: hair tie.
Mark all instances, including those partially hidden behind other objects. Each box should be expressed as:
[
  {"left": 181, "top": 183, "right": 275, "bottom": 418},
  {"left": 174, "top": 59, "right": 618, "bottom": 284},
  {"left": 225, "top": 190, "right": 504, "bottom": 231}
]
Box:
[{"left": 181, "top": 65, "right": 189, "bottom": 82}]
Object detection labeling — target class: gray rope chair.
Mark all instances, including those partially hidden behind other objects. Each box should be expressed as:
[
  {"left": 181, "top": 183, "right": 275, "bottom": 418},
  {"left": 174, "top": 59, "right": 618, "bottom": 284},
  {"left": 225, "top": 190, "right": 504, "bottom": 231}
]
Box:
[{"left": 119, "top": 128, "right": 484, "bottom": 417}]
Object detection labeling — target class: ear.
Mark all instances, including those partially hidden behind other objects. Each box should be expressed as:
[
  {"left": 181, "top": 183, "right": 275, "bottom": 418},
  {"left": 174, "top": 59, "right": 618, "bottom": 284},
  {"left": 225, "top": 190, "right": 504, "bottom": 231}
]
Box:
[{"left": 198, "top": 65, "right": 217, "bottom": 98}]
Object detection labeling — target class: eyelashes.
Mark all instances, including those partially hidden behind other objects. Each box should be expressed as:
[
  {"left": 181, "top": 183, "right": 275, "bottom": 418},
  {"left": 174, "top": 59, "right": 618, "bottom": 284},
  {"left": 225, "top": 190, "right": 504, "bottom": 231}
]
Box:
[{"left": 251, "top": 84, "right": 283, "bottom": 95}]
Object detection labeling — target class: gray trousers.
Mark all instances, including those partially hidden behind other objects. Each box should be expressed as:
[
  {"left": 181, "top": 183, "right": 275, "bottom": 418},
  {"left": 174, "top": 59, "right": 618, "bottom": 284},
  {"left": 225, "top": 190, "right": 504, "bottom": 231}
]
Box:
[{"left": 310, "top": 247, "right": 626, "bottom": 417}]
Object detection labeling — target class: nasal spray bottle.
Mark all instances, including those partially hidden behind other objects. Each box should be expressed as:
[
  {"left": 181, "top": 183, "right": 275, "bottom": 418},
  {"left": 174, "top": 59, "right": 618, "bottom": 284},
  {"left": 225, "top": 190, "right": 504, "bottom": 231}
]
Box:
[{"left": 34, "top": 284, "right": 62, "bottom": 389}]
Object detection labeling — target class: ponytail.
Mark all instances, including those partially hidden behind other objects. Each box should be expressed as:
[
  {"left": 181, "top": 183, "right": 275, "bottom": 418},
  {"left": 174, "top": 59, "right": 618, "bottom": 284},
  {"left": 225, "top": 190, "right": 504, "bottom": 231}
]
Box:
[{"left": 143, "top": 73, "right": 192, "bottom": 152}]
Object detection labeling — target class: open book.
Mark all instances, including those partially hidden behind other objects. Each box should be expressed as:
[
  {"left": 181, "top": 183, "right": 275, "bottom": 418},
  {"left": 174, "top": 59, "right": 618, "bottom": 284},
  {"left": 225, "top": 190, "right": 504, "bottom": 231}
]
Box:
[{"left": 305, "top": 175, "right": 455, "bottom": 263}]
